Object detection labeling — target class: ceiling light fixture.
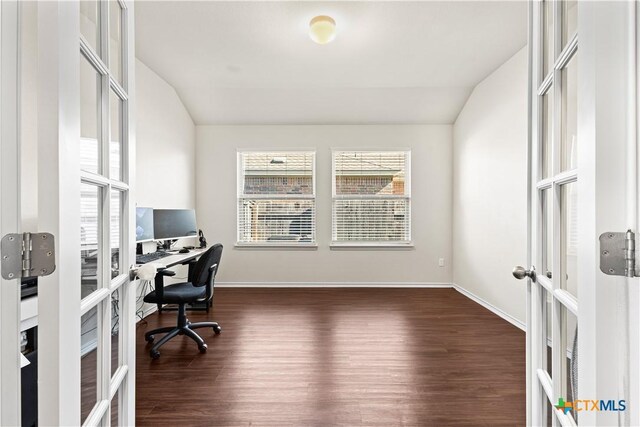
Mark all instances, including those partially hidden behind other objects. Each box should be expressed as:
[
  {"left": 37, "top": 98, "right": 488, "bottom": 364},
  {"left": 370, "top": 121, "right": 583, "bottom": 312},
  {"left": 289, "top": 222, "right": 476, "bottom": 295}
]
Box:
[{"left": 309, "top": 15, "right": 336, "bottom": 45}]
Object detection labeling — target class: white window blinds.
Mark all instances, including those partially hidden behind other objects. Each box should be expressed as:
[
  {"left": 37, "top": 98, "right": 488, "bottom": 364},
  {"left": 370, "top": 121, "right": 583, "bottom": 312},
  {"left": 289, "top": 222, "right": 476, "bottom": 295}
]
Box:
[
  {"left": 237, "top": 151, "right": 316, "bottom": 245},
  {"left": 332, "top": 151, "right": 411, "bottom": 245}
]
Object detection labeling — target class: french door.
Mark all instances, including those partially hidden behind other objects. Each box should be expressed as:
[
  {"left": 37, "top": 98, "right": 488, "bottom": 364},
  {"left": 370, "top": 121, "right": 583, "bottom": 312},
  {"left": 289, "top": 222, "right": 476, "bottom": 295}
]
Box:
[
  {"left": 529, "top": 1, "right": 579, "bottom": 425},
  {"left": 524, "top": 1, "right": 640, "bottom": 426},
  {"left": 37, "top": 1, "right": 136, "bottom": 425},
  {"left": 0, "top": 1, "right": 22, "bottom": 425}
]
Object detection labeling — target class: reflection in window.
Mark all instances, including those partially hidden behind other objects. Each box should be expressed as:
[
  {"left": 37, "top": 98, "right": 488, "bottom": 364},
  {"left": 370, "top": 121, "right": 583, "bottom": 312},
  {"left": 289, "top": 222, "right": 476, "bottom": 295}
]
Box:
[
  {"left": 110, "top": 0, "right": 123, "bottom": 85},
  {"left": 542, "top": 0, "right": 554, "bottom": 78},
  {"left": 562, "top": 0, "right": 577, "bottom": 47},
  {"left": 562, "top": 182, "right": 578, "bottom": 298},
  {"left": 80, "top": 1, "right": 100, "bottom": 56},
  {"left": 541, "top": 91, "right": 552, "bottom": 178},
  {"left": 110, "top": 190, "right": 122, "bottom": 278},
  {"left": 561, "top": 53, "right": 578, "bottom": 171},
  {"left": 81, "top": 304, "right": 98, "bottom": 424},
  {"left": 110, "top": 90, "right": 123, "bottom": 180},
  {"left": 80, "top": 56, "right": 101, "bottom": 174},
  {"left": 81, "top": 183, "right": 100, "bottom": 297}
]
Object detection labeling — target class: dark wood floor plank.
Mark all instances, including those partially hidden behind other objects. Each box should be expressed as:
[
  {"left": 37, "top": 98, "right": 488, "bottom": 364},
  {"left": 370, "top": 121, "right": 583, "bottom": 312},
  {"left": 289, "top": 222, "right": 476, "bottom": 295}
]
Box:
[{"left": 136, "top": 288, "right": 525, "bottom": 426}]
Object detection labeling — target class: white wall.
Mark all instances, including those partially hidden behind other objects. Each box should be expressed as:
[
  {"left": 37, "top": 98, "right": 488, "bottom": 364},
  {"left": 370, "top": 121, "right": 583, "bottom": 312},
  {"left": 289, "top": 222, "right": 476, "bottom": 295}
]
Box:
[
  {"left": 135, "top": 59, "right": 196, "bottom": 209},
  {"left": 135, "top": 59, "right": 197, "bottom": 313},
  {"left": 453, "top": 46, "right": 528, "bottom": 326},
  {"left": 196, "top": 125, "right": 453, "bottom": 285}
]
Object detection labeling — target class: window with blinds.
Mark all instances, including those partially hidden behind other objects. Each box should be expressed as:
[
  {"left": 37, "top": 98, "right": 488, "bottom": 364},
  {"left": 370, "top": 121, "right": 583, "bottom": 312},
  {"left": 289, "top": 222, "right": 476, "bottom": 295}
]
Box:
[
  {"left": 332, "top": 150, "right": 411, "bottom": 245},
  {"left": 237, "top": 151, "right": 316, "bottom": 245}
]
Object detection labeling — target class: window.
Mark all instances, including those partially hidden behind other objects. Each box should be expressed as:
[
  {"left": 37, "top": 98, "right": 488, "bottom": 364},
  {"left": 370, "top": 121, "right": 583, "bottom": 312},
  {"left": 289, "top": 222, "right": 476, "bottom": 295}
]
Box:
[
  {"left": 332, "top": 150, "right": 411, "bottom": 246},
  {"left": 237, "top": 151, "right": 316, "bottom": 246}
]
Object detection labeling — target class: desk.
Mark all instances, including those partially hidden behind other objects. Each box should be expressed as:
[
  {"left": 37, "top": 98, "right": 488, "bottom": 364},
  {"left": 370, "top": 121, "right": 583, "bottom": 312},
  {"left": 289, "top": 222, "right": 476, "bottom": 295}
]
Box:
[
  {"left": 138, "top": 247, "right": 209, "bottom": 313},
  {"left": 142, "top": 247, "right": 207, "bottom": 270}
]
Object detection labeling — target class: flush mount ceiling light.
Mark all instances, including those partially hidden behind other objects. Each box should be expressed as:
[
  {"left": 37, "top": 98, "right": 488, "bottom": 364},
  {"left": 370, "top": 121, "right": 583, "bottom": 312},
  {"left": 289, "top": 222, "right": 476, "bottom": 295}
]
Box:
[{"left": 309, "top": 15, "right": 336, "bottom": 44}]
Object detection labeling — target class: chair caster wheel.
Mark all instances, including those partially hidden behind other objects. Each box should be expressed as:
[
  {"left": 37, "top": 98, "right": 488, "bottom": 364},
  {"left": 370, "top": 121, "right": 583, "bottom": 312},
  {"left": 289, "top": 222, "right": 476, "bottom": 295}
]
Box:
[
  {"left": 213, "top": 326, "right": 222, "bottom": 335},
  {"left": 145, "top": 335, "right": 154, "bottom": 343},
  {"left": 199, "top": 344, "right": 208, "bottom": 354},
  {"left": 150, "top": 350, "right": 160, "bottom": 359}
]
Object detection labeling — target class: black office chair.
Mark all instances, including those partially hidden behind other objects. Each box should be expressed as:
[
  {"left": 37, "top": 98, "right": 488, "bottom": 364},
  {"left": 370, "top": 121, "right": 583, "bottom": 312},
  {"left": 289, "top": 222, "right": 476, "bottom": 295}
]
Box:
[{"left": 143, "top": 244, "right": 223, "bottom": 359}]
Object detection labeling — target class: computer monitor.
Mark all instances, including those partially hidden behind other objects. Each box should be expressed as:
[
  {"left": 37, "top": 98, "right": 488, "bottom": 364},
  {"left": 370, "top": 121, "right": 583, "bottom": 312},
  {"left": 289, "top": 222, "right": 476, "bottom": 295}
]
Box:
[
  {"left": 136, "top": 207, "right": 155, "bottom": 242},
  {"left": 153, "top": 209, "right": 198, "bottom": 241}
]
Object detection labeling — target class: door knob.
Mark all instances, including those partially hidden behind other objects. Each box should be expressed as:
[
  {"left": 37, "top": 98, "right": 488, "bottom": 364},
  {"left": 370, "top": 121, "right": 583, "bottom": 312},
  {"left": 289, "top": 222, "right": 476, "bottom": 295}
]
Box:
[{"left": 513, "top": 265, "right": 536, "bottom": 281}]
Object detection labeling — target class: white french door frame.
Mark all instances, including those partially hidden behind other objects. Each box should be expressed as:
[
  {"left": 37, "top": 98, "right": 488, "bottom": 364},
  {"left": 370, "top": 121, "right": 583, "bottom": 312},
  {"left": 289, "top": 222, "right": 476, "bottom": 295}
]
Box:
[
  {"left": 0, "top": 1, "right": 21, "bottom": 425},
  {"left": 578, "top": 2, "right": 638, "bottom": 426},
  {"left": 37, "top": 1, "right": 136, "bottom": 425},
  {"left": 528, "top": 1, "right": 640, "bottom": 426},
  {"left": 529, "top": 1, "right": 579, "bottom": 425}
]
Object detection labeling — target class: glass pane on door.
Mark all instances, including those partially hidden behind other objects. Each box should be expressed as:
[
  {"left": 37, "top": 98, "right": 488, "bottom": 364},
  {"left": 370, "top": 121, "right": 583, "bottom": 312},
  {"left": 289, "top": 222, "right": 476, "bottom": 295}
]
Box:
[
  {"left": 110, "top": 190, "right": 122, "bottom": 278},
  {"left": 80, "top": 56, "right": 102, "bottom": 175},
  {"left": 542, "top": 188, "right": 553, "bottom": 278},
  {"left": 111, "top": 288, "right": 121, "bottom": 377},
  {"left": 80, "top": 1, "right": 100, "bottom": 56},
  {"left": 81, "top": 305, "right": 99, "bottom": 424},
  {"left": 109, "top": 90, "right": 123, "bottom": 180},
  {"left": 562, "top": 0, "right": 577, "bottom": 47},
  {"left": 561, "top": 182, "right": 578, "bottom": 298},
  {"left": 110, "top": 389, "right": 119, "bottom": 426},
  {"left": 81, "top": 183, "right": 101, "bottom": 297},
  {"left": 109, "top": 1, "right": 123, "bottom": 85},
  {"left": 565, "top": 307, "right": 578, "bottom": 402},
  {"left": 561, "top": 53, "right": 578, "bottom": 171},
  {"left": 541, "top": 91, "right": 553, "bottom": 179},
  {"left": 543, "top": 289, "right": 553, "bottom": 377},
  {"left": 542, "top": 0, "right": 554, "bottom": 78},
  {"left": 546, "top": 397, "right": 554, "bottom": 426}
]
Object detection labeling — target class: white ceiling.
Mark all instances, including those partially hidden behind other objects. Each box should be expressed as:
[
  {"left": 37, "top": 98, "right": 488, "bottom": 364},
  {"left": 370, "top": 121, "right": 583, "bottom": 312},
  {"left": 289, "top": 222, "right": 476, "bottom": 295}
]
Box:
[{"left": 135, "top": 1, "right": 527, "bottom": 125}]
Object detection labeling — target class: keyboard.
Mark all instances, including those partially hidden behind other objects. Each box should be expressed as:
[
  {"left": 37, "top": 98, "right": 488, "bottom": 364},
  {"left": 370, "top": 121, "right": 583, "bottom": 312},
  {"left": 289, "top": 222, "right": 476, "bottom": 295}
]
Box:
[{"left": 136, "top": 251, "right": 171, "bottom": 264}]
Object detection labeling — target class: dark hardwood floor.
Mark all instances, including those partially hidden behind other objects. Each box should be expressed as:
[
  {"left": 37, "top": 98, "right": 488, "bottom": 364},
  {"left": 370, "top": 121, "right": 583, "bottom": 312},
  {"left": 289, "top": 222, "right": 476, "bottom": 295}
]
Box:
[{"left": 135, "top": 288, "right": 525, "bottom": 426}]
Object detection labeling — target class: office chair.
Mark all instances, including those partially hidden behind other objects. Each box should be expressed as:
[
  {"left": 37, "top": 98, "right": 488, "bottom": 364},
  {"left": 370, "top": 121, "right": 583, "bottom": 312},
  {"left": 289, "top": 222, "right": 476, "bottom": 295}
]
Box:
[{"left": 143, "top": 244, "right": 223, "bottom": 359}]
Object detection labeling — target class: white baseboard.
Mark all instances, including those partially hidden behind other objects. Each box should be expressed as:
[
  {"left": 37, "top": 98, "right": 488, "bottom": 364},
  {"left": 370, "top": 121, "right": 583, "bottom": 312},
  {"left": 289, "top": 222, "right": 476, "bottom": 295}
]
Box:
[
  {"left": 141, "top": 305, "right": 157, "bottom": 319},
  {"left": 453, "top": 284, "right": 525, "bottom": 331},
  {"left": 215, "top": 281, "right": 452, "bottom": 288}
]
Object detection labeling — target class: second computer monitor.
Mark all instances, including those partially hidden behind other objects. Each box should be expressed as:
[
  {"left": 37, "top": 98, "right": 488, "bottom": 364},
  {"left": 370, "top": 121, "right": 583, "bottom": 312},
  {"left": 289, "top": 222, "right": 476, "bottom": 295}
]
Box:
[
  {"left": 153, "top": 209, "right": 198, "bottom": 240},
  {"left": 136, "top": 207, "right": 155, "bottom": 242}
]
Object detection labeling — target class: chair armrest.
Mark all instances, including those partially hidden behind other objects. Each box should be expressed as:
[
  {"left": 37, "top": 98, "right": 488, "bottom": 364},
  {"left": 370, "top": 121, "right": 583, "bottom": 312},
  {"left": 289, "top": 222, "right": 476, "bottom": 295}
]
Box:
[{"left": 158, "top": 269, "right": 176, "bottom": 277}]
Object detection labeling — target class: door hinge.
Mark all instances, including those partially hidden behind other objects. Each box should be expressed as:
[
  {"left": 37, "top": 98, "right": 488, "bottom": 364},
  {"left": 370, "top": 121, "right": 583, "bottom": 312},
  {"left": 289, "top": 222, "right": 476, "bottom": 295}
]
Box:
[
  {"left": 600, "top": 230, "right": 636, "bottom": 277},
  {"left": 1, "top": 233, "right": 56, "bottom": 280}
]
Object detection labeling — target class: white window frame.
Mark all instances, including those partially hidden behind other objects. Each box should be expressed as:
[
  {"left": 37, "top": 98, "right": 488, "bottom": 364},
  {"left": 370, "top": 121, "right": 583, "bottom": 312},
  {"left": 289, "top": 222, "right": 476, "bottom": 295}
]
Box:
[
  {"left": 331, "top": 149, "right": 412, "bottom": 248},
  {"left": 236, "top": 150, "right": 317, "bottom": 248}
]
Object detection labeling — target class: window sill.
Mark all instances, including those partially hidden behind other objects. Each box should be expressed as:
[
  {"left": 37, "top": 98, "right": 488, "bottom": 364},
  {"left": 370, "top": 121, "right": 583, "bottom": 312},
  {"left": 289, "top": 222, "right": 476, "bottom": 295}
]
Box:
[
  {"left": 234, "top": 243, "right": 318, "bottom": 250},
  {"left": 330, "top": 242, "right": 415, "bottom": 250}
]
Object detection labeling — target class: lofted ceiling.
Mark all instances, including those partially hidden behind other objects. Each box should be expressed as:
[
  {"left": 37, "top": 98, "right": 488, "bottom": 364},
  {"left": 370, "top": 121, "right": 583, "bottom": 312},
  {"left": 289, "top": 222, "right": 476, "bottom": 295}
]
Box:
[{"left": 135, "top": 1, "right": 527, "bottom": 125}]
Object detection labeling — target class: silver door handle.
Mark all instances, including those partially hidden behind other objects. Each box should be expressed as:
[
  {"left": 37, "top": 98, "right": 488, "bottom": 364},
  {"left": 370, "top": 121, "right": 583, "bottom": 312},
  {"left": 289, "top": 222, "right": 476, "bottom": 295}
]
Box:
[{"left": 513, "top": 265, "right": 536, "bottom": 281}]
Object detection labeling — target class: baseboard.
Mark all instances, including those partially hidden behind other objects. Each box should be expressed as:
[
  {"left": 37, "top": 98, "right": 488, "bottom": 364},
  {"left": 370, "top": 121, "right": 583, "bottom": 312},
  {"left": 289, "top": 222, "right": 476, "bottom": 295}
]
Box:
[
  {"left": 141, "top": 305, "right": 157, "bottom": 319},
  {"left": 215, "top": 281, "right": 452, "bottom": 288},
  {"left": 453, "top": 284, "right": 526, "bottom": 331}
]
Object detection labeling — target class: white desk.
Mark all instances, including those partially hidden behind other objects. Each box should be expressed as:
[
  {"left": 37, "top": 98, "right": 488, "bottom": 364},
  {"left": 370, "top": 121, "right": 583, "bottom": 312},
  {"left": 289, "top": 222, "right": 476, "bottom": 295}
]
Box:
[
  {"left": 20, "top": 248, "right": 209, "bottom": 331},
  {"left": 139, "top": 247, "right": 207, "bottom": 269},
  {"left": 21, "top": 296, "right": 38, "bottom": 332}
]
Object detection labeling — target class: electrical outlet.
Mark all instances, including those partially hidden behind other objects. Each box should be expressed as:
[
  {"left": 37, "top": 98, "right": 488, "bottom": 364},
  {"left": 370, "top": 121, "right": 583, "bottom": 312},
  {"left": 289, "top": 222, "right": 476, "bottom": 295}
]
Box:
[{"left": 439, "top": 258, "right": 445, "bottom": 267}]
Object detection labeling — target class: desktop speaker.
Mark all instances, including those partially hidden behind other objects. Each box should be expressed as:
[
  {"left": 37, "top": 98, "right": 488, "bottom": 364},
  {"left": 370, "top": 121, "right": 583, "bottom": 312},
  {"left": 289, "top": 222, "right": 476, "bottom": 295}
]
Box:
[{"left": 199, "top": 229, "right": 207, "bottom": 248}]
